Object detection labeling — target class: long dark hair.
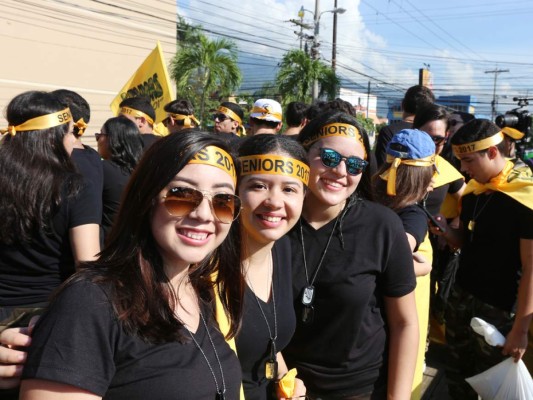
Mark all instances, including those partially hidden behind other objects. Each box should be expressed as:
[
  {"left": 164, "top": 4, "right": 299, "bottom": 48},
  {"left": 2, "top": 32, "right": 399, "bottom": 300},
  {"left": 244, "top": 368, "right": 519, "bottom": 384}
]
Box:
[
  {"left": 102, "top": 116, "right": 144, "bottom": 174},
  {"left": 0, "top": 91, "right": 81, "bottom": 245},
  {"left": 71, "top": 131, "right": 243, "bottom": 343}
]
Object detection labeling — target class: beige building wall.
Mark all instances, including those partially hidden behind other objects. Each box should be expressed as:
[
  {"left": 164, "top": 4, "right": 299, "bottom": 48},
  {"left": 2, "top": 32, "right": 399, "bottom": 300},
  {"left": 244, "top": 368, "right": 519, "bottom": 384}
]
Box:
[{"left": 0, "top": 0, "right": 177, "bottom": 148}]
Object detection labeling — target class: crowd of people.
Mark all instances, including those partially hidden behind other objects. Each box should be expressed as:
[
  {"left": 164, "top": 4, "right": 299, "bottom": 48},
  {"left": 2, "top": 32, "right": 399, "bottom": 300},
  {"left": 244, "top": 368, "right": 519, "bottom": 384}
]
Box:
[{"left": 0, "top": 86, "right": 532, "bottom": 400}]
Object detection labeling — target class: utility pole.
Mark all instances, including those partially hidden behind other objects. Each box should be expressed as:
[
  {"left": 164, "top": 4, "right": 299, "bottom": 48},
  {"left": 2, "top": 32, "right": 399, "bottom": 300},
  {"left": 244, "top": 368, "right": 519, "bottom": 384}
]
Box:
[
  {"left": 311, "top": 0, "right": 320, "bottom": 102},
  {"left": 485, "top": 68, "right": 509, "bottom": 121},
  {"left": 366, "top": 81, "right": 371, "bottom": 119},
  {"left": 332, "top": 0, "right": 338, "bottom": 71},
  {"left": 298, "top": 6, "right": 304, "bottom": 50}
]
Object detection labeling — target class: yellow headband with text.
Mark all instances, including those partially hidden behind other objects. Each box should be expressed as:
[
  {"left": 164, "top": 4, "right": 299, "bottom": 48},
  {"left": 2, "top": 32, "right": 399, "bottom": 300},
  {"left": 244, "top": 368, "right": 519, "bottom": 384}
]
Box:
[
  {"left": 169, "top": 113, "right": 200, "bottom": 128},
  {"left": 240, "top": 155, "right": 310, "bottom": 186},
  {"left": 452, "top": 131, "right": 504, "bottom": 156},
  {"left": 381, "top": 154, "right": 436, "bottom": 196},
  {"left": 120, "top": 107, "right": 154, "bottom": 126},
  {"left": 302, "top": 123, "right": 367, "bottom": 159},
  {"left": 189, "top": 146, "right": 237, "bottom": 185},
  {"left": 217, "top": 106, "right": 242, "bottom": 125},
  {"left": 1, "top": 108, "right": 72, "bottom": 137}
]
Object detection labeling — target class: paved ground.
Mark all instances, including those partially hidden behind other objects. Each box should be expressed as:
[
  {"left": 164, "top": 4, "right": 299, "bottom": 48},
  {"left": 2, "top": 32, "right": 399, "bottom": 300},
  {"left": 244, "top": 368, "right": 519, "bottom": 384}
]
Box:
[{"left": 421, "top": 342, "right": 451, "bottom": 400}]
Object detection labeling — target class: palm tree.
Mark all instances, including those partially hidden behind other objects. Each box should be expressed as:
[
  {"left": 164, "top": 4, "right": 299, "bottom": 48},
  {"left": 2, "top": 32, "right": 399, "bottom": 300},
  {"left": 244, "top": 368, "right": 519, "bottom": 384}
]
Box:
[
  {"left": 170, "top": 34, "right": 242, "bottom": 126},
  {"left": 275, "top": 50, "right": 340, "bottom": 105}
]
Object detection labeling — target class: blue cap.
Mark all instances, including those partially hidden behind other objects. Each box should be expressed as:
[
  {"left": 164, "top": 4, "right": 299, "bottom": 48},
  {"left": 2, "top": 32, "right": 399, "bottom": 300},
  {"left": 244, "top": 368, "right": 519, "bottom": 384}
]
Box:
[{"left": 386, "top": 129, "right": 436, "bottom": 159}]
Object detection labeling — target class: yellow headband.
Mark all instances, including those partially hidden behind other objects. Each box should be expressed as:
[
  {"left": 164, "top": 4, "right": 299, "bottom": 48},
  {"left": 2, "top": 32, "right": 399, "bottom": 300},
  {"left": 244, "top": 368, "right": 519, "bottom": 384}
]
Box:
[
  {"left": 381, "top": 154, "right": 436, "bottom": 196},
  {"left": 501, "top": 126, "right": 525, "bottom": 140},
  {"left": 250, "top": 106, "right": 282, "bottom": 122},
  {"left": 189, "top": 146, "right": 237, "bottom": 185},
  {"left": 169, "top": 113, "right": 200, "bottom": 128},
  {"left": 1, "top": 108, "right": 72, "bottom": 137},
  {"left": 240, "top": 155, "right": 310, "bottom": 186},
  {"left": 73, "top": 118, "right": 88, "bottom": 136},
  {"left": 120, "top": 107, "right": 154, "bottom": 125},
  {"left": 217, "top": 106, "right": 242, "bottom": 125},
  {"left": 452, "top": 131, "right": 504, "bottom": 156},
  {"left": 302, "top": 123, "right": 367, "bottom": 159}
]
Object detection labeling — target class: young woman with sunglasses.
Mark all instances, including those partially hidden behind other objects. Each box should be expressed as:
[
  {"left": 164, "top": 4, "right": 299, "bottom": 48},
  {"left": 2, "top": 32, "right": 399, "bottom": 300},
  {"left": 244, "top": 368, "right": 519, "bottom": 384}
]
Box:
[
  {"left": 283, "top": 111, "right": 419, "bottom": 400},
  {"left": 232, "top": 134, "right": 308, "bottom": 399},
  {"left": 96, "top": 115, "right": 144, "bottom": 238},
  {"left": 19, "top": 132, "right": 244, "bottom": 399},
  {"left": 0, "top": 91, "right": 101, "bottom": 330}
]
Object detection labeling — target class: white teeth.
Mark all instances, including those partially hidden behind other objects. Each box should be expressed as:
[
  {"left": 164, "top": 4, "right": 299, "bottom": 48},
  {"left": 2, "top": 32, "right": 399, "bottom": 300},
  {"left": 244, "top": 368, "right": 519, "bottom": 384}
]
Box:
[
  {"left": 261, "top": 215, "right": 282, "bottom": 222},
  {"left": 323, "top": 179, "right": 342, "bottom": 188},
  {"left": 182, "top": 231, "right": 208, "bottom": 240}
]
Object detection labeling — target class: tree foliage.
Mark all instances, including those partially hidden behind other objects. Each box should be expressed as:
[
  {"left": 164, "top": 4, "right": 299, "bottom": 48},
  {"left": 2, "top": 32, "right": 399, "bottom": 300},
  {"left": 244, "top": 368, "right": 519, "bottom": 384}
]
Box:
[
  {"left": 170, "top": 34, "right": 242, "bottom": 126},
  {"left": 275, "top": 50, "right": 340, "bottom": 105}
]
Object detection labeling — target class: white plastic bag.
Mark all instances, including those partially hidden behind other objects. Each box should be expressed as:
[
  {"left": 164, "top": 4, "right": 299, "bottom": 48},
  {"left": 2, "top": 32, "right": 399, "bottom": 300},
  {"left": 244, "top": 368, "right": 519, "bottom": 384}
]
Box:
[
  {"left": 466, "top": 317, "right": 533, "bottom": 399},
  {"left": 466, "top": 357, "right": 533, "bottom": 400}
]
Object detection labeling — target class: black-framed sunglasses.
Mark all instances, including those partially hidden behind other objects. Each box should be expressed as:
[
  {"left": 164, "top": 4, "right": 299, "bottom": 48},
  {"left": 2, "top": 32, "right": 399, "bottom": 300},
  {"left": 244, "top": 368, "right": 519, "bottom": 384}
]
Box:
[
  {"left": 213, "top": 113, "right": 230, "bottom": 122},
  {"left": 431, "top": 135, "right": 447, "bottom": 145},
  {"left": 162, "top": 186, "right": 241, "bottom": 224},
  {"left": 319, "top": 148, "right": 368, "bottom": 176},
  {"left": 95, "top": 132, "right": 107, "bottom": 141}
]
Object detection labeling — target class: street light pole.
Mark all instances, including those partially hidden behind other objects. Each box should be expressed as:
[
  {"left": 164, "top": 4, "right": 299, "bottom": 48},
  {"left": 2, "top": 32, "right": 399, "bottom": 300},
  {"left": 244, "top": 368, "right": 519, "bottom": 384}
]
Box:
[{"left": 332, "top": 0, "right": 338, "bottom": 71}]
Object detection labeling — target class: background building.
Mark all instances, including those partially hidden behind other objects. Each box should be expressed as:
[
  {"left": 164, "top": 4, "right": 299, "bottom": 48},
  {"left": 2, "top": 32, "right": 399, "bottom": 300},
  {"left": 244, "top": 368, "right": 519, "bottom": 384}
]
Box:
[{"left": 0, "top": 1, "right": 177, "bottom": 147}]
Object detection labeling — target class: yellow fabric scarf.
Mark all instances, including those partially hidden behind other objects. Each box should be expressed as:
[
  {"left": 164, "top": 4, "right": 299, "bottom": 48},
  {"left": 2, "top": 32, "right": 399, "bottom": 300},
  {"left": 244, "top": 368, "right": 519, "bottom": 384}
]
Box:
[{"left": 463, "top": 160, "right": 533, "bottom": 211}]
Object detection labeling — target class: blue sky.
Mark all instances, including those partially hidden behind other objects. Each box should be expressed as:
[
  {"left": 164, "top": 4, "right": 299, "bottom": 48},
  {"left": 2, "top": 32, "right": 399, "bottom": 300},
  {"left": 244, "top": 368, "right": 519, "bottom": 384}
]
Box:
[{"left": 178, "top": 0, "right": 533, "bottom": 117}]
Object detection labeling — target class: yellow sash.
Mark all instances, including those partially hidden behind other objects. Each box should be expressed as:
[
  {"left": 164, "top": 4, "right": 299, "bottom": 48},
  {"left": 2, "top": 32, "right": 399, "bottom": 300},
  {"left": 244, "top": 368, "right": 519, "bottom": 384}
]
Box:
[
  {"left": 433, "top": 155, "right": 464, "bottom": 188},
  {"left": 463, "top": 160, "right": 533, "bottom": 211}
]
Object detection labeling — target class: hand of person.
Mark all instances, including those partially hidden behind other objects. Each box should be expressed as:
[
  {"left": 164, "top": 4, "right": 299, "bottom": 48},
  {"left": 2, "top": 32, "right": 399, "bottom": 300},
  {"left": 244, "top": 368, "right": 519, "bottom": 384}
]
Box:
[
  {"left": 0, "top": 316, "right": 38, "bottom": 389},
  {"left": 502, "top": 327, "right": 528, "bottom": 362},
  {"left": 428, "top": 214, "right": 448, "bottom": 236}
]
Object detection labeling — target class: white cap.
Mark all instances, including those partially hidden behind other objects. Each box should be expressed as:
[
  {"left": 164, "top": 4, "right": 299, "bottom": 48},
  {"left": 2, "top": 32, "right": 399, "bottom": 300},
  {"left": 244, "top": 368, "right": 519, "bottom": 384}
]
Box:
[{"left": 250, "top": 99, "right": 283, "bottom": 123}]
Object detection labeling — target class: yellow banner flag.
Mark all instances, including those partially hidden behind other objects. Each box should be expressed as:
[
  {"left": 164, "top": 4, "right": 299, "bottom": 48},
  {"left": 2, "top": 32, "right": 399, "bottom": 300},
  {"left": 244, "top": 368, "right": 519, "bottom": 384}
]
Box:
[{"left": 110, "top": 41, "right": 175, "bottom": 126}]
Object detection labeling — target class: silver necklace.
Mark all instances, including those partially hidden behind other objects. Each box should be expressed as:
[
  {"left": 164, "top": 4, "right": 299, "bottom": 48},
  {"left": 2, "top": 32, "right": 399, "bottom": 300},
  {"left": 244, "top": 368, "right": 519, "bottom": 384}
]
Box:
[
  {"left": 468, "top": 193, "right": 495, "bottom": 241},
  {"left": 186, "top": 309, "right": 227, "bottom": 400},
  {"left": 246, "top": 253, "right": 278, "bottom": 380},
  {"left": 299, "top": 216, "right": 340, "bottom": 324}
]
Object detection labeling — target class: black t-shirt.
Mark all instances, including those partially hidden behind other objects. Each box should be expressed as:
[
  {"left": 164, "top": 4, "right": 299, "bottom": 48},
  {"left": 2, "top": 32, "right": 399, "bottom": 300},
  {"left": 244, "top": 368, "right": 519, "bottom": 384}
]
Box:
[
  {"left": 397, "top": 204, "right": 428, "bottom": 252},
  {"left": 0, "top": 179, "right": 102, "bottom": 307},
  {"left": 23, "top": 279, "right": 242, "bottom": 399},
  {"left": 102, "top": 161, "right": 131, "bottom": 238},
  {"left": 284, "top": 200, "right": 416, "bottom": 397},
  {"left": 425, "top": 177, "right": 464, "bottom": 215},
  {"left": 71, "top": 145, "right": 103, "bottom": 219},
  {"left": 374, "top": 121, "right": 412, "bottom": 167},
  {"left": 457, "top": 192, "right": 533, "bottom": 312},
  {"left": 141, "top": 133, "right": 159, "bottom": 150},
  {"left": 236, "top": 237, "right": 296, "bottom": 400}
]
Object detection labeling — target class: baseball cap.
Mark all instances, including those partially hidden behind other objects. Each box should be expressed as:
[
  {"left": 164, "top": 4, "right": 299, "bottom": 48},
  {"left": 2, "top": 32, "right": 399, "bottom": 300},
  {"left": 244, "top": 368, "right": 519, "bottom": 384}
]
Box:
[
  {"left": 250, "top": 99, "right": 282, "bottom": 123},
  {"left": 386, "top": 129, "right": 436, "bottom": 160}
]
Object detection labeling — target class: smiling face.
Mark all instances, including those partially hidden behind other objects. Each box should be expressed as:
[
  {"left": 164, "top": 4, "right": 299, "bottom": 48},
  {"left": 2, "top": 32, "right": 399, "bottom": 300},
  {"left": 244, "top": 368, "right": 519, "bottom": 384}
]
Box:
[
  {"left": 307, "top": 136, "right": 365, "bottom": 207},
  {"left": 150, "top": 163, "right": 236, "bottom": 271},
  {"left": 238, "top": 159, "right": 306, "bottom": 246}
]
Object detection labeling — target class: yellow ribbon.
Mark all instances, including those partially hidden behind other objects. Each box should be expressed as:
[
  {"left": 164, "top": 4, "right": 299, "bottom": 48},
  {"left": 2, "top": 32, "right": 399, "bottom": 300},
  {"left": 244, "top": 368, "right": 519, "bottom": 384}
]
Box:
[
  {"left": 463, "top": 160, "right": 533, "bottom": 211},
  {"left": 120, "top": 106, "right": 154, "bottom": 125},
  {"left": 240, "top": 155, "right": 310, "bottom": 186},
  {"left": 250, "top": 105, "right": 282, "bottom": 122},
  {"left": 1, "top": 108, "right": 72, "bottom": 137},
  {"left": 73, "top": 118, "right": 88, "bottom": 136},
  {"left": 189, "top": 146, "right": 237, "bottom": 185},
  {"left": 278, "top": 368, "right": 299, "bottom": 398},
  {"left": 452, "top": 131, "right": 504, "bottom": 156},
  {"left": 168, "top": 113, "right": 200, "bottom": 128},
  {"left": 501, "top": 126, "right": 525, "bottom": 140},
  {"left": 301, "top": 123, "right": 367, "bottom": 159},
  {"left": 380, "top": 154, "right": 435, "bottom": 196}
]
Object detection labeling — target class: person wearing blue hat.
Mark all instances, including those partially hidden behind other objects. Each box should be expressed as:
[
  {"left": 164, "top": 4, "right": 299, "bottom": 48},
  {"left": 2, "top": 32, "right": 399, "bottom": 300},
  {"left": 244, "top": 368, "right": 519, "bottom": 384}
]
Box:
[{"left": 373, "top": 128, "right": 437, "bottom": 399}]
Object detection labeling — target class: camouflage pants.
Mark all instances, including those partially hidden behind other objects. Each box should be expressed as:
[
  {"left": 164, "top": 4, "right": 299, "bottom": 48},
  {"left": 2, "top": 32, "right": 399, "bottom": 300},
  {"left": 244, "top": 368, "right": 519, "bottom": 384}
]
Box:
[{"left": 444, "top": 286, "right": 514, "bottom": 400}]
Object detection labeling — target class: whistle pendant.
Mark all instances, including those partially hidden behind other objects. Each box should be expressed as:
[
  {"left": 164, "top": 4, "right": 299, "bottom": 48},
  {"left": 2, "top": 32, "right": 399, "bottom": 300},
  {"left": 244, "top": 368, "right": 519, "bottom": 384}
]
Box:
[{"left": 468, "top": 220, "right": 475, "bottom": 231}]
